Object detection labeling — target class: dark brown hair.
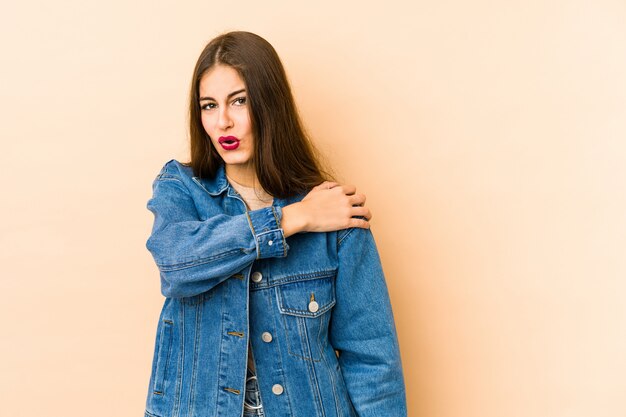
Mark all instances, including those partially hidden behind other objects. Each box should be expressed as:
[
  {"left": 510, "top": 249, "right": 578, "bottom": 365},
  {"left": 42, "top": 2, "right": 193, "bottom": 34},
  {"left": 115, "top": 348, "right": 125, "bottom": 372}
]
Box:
[{"left": 186, "top": 31, "right": 333, "bottom": 198}]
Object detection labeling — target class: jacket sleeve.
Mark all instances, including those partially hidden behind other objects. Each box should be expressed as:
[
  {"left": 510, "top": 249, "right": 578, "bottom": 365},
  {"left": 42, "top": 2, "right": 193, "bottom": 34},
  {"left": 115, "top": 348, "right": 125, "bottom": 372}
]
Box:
[
  {"left": 145, "top": 173, "right": 289, "bottom": 298},
  {"left": 329, "top": 226, "right": 407, "bottom": 417}
]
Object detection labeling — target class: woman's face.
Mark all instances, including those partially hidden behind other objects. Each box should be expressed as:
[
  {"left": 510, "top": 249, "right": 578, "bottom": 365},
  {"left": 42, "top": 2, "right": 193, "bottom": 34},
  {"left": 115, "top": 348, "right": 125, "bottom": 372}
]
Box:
[{"left": 199, "top": 64, "right": 255, "bottom": 183}]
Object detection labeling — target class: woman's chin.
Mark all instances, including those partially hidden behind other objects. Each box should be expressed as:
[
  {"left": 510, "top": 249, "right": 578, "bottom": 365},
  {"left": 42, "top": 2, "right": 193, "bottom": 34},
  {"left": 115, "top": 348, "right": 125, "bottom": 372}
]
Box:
[
  {"left": 221, "top": 157, "right": 255, "bottom": 174},
  {"left": 223, "top": 158, "right": 251, "bottom": 166}
]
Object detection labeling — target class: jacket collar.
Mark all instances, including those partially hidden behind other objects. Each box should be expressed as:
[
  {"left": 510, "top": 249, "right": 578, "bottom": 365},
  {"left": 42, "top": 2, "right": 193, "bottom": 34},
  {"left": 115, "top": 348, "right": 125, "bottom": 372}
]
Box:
[
  {"left": 192, "top": 163, "right": 229, "bottom": 196},
  {"left": 192, "top": 164, "right": 302, "bottom": 208}
]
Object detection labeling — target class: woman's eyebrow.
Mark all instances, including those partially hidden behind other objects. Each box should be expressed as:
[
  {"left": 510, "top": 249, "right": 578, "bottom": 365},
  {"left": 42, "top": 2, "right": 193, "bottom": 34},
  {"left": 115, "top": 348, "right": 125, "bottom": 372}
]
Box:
[{"left": 199, "top": 88, "right": 246, "bottom": 102}]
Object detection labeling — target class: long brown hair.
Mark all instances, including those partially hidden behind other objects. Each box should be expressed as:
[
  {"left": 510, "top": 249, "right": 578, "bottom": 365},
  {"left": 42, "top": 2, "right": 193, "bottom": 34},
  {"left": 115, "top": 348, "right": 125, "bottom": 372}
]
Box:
[{"left": 186, "top": 31, "right": 333, "bottom": 198}]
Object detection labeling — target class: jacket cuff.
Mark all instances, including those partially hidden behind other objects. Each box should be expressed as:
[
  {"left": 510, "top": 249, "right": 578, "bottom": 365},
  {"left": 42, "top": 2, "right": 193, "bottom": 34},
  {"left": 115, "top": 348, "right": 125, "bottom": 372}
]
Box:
[{"left": 245, "top": 206, "right": 289, "bottom": 259}]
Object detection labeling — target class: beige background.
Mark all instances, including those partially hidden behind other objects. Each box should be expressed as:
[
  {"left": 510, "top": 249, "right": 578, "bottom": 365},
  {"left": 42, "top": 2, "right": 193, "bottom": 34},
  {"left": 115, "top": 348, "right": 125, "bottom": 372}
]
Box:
[{"left": 1, "top": 1, "right": 625, "bottom": 416}]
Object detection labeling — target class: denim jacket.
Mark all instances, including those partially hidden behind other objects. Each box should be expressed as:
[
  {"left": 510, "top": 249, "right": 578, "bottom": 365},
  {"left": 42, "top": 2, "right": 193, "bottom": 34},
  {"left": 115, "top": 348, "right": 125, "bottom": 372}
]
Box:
[{"left": 144, "top": 159, "right": 407, "bottom": 417}]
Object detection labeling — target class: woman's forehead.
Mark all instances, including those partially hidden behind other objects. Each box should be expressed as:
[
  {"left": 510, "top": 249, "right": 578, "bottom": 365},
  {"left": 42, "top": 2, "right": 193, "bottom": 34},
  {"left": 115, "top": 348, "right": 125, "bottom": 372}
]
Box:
[{"left": 199, "top": 65, "right": 245, "bottom": 98}]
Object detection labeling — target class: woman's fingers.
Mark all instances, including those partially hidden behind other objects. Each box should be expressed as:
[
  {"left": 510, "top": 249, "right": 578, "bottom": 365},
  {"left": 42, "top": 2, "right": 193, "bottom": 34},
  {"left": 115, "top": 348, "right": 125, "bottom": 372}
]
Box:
[
  {"left": 301, "top": 181, "right": 373, "bottom": 232},
  {"left": 314, "top": 182, "right": 359, "bottom": 194},
  {"left": 338, "top": 184, "right": 357, "bottom": 195},
  {"left": 314, "top": 181, "right": 339, "bottom": 190},
  {"left": 348, "top": 217, "right": 371, "bottom": 229},
  {"left": 350, "top": 206, "right": 372, "bottom": 221},
  {"left": 349, "top": 193, "right": 366, "bottom": 207}
]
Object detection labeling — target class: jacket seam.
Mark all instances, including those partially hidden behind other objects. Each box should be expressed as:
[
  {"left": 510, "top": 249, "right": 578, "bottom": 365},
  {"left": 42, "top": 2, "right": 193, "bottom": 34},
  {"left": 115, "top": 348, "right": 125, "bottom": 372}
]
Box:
[
  {"left": 320, "top": 341, "right": 342, "bottom": 417},
  {"left": 266, "top": 284, "right": 295, "bottom": 415},
  {"left": 244, "top": 210, "right": 261, "bottom": 259},
  {"left": 172, "top": 303, "right": 184, "bottom": 417},
  {"left": 278, "top": 299, "right": 336, "bottom": 318},
  {"left": 250, "top": 270, "right": 336, "bottom": 290},
  {"left": 337, "top": 228, "right": 357, "bottom": 246},
  {"left": 271, "top": 206, "right": 287, "bottom": 257},
  {"left": 213, "top": 298, "right": 226, "bottom": 417},
  {"left": 156, "top": 248, "right": 246, "bottom": 271},
  {"left": 156, "top": 172, "right": 185, "bottom": 183},
  {"left": 256, "top": 229, "right": 283, "bottom": 238},
  {"left": 301, "top": 315, "right": 326, "bottom": 416},
  {"left": 188, "top": 300, "right": 203, "bottom": 417}
]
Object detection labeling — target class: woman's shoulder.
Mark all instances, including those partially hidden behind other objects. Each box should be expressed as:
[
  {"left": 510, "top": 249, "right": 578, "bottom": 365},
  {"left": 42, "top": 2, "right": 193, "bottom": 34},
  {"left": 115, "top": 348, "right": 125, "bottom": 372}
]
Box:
[
  {"left": 336, "top": 221, "right": 376, "bottom": 249},
  {"left": 147, "top": 159, "right": 201, "bottom": 200}
]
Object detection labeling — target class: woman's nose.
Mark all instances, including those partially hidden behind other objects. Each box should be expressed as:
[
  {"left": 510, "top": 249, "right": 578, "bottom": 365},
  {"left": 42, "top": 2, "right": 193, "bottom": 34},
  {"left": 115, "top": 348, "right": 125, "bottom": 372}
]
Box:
[{"left": 217, "top": 108, "right": 233, "bottom": 130}]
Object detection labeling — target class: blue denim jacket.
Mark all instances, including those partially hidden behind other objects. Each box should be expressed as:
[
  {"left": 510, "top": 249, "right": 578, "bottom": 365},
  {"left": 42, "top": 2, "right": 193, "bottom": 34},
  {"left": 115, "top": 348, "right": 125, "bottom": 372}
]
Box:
[{"left": 144, "top": 159, "right": 407, "bottom": 417}]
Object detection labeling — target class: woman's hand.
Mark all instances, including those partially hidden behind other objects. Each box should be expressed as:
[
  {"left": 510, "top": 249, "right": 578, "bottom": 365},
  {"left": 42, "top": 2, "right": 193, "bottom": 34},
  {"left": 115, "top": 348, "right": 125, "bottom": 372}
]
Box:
[{"left": 281, "top": 181, "right": 372, "bottom": 238}]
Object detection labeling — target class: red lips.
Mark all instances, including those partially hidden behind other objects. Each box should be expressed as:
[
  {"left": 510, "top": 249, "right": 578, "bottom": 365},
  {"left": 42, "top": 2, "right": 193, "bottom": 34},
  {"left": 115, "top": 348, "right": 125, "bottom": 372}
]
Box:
[{"left": 218, "top": 136, "right": 240, "bottom": 150}]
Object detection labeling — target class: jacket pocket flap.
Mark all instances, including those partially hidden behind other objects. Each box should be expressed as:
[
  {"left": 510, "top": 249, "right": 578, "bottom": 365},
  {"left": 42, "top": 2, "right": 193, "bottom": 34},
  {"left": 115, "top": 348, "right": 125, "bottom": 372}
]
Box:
[{"left": 277, "top": 276, "right": 336, "bottom": 318}]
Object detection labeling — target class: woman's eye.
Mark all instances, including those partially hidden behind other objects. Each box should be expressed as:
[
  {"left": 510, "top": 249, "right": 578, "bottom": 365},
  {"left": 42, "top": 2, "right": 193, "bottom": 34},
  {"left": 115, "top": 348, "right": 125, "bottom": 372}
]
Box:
[
  {"left": 233, "top": 97, "right": 247, "bottom": 106},
  {"left": 201, "top": 102, "right": 217, "bottom": 110}
]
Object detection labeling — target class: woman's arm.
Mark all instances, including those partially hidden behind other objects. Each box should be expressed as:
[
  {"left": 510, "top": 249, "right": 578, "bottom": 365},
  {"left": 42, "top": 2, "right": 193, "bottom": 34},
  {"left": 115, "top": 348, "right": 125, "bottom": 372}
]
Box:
[
  {"left": 281, "top": 181, "right": 371, "bottom": 237},
  {"left": 146, "top": 175, "right": 287, "bottom": 298},
  {"left": 146, "top": 172, "right": 372, "bottom": 298},
  {"left": 329, "top": 226, "right": 407, "bottom": 417}
]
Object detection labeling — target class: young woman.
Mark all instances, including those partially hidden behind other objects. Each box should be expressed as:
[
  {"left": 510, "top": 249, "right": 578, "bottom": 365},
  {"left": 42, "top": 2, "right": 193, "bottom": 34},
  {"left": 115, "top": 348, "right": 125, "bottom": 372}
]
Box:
[{"left": 144, "top": 31, "right": 407, "bottom": 417}]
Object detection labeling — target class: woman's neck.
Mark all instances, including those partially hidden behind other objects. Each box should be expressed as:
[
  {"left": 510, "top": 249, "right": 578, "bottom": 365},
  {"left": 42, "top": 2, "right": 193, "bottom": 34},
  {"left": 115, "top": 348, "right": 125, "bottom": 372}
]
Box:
[{"left": 225, "top": 163, "right": 257, "bottom": 188}]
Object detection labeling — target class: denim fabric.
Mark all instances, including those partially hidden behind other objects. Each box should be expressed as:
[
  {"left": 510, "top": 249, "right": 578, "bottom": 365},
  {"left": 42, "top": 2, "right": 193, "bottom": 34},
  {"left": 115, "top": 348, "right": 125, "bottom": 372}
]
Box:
[{"left": 143, "top": 159, "right": 407, "bottom": 417}]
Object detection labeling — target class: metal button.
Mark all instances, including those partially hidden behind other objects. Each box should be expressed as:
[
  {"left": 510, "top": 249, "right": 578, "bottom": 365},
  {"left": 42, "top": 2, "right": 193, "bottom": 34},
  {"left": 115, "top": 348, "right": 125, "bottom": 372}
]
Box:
[
  {"left": 308, "top": 300, "right": 319, "bottom": 313},
  {"left": 268, "top": 240, "right": 273, "bottom": 246},
  {"left": 272, "top": 384, "right": 284, "bottom": 395},
  {"left": 251, "top": 271, "right": 263, "bottom": 283},
  {"left": 261, "top": 332, "right": 273, "bottom": 343}
]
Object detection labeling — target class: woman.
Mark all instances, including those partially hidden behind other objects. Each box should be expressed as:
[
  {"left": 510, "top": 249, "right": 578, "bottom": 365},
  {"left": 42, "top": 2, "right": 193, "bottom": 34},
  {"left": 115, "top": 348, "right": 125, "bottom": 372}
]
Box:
[{"left": 144, "top": 31, "right": 407, "bottom": 417}]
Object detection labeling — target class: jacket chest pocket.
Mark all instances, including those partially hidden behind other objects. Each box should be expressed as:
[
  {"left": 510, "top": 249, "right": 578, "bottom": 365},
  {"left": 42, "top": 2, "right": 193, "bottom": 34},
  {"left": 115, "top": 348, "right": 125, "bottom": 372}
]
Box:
[{"left": 276, "top": 275, "right": 336, "bottom": 362}]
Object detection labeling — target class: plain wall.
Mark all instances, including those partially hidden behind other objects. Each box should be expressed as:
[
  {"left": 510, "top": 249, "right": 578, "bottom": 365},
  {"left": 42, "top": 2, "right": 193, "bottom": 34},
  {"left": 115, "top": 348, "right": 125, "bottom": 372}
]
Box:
[{"left": 1, "top": 1, "right": 625, "bottom": 416}]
